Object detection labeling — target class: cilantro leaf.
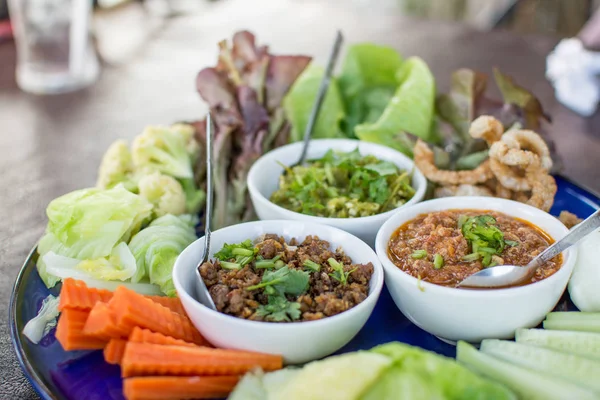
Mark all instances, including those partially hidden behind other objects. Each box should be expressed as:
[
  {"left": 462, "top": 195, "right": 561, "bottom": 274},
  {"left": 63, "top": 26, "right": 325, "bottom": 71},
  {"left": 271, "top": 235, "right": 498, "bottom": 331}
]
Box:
[
  {"left": 245, "top": 266, "right": 309, "bottom": 296},
  {"left": 363, "top": 161, "right": 398, "bottom": 176},
  {"left": 256, "top": 296, "right": 301, "bottom": 322}
]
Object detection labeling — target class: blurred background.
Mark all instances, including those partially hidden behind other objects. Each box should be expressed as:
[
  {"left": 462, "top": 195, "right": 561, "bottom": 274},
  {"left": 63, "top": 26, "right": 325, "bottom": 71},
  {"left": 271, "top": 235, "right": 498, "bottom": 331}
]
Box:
[{"left": 1, "top": 0, "right": 599, "bottom": 40}]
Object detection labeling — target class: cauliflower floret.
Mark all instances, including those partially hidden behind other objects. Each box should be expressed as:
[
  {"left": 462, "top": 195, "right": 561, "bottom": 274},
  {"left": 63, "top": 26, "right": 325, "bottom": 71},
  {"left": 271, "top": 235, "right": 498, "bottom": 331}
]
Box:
[
  {"left": 132, "top": 126, "right": 194, "bottom": 179},
  {"left": 96, "top": 140, "right": 137, "bottom": 190},
  {"left": 138, "top": 173, "right": 186, "bottom": 217},
  {"left": 170, "top": 123, "right": 200, "bottom": 159}
]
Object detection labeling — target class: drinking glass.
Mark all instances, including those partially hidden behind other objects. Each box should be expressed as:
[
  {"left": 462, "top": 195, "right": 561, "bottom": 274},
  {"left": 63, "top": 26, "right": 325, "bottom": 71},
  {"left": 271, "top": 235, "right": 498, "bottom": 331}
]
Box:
[{"left": 8, "top": 0, "right": 100, "bottom": 94}]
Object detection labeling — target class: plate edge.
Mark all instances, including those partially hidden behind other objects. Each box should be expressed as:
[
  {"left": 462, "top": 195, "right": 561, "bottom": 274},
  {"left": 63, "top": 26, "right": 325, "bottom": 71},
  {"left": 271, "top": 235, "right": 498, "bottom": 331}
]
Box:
[{"left": 9, "top": 245, "right": 59, "bottom": 400}]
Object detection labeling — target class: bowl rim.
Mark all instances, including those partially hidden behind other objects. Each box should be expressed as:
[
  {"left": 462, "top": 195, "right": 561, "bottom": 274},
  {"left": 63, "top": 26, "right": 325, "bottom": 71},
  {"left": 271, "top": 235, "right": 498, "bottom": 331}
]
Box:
[
  {"left": 246, "top": 138, "right": 428, "bottom": 225},
  {"left": 375, "top": 196, "right": 577, "bottom": 297},
  {"left": 173, "top": 219, "right": 385, "bottom": 330}
]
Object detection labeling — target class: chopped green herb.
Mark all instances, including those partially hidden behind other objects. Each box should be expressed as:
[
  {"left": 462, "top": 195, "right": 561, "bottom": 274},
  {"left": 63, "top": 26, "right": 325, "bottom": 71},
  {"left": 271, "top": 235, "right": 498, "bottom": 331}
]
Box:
[
  {"left": 274, "top": 260, "right": 285, "bottom": 269},
  {"left": 232, "top": 247, "right": 254, "bottom": 257},
  {"left": 411, "top": 250, "right": 428, "bottom": 259},
  {"left": 460, "top": 215, "right": 508, "bottom": 267},
  {"left": 328, "top": 258, "right": 356, "bottom": 286},
  {"left": 214, "top": 240, "right": 258, "bottom": 268},
  {"left": 434, "top": 254, "right": 444, "bottom": 270},
  {"left": 255, "top": 260, "right": 276, "bottom": 269},
  {"left": 270, "top": 149, "right": 415, "bottom": 218},
  {"left": 245, "top": 266, "right": 309, "bottom": 296},
  {"left": 255, "top": 296, "right": 301, "bottom": 322},
  {"left": 255, "top": 255, "right": 281, "bottom": 269},
  {"left": 214, "top": 239, "right": 256, "bottom": 261},
  {"left": 303, "top": 259, "right": 321, "bottom": 272},
  {"left": 461, "top": 253, "right": 480, "bottom": 262},
  {"left": 505, "top": 239, "right": 519, "bottom": 247},
  {"left": 220, "top": 261, "right": 242, "bottom": 270}
]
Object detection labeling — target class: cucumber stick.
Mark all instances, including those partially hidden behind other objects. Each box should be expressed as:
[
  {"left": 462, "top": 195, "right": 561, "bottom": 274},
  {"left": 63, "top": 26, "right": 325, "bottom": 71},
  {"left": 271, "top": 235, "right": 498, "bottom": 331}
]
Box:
[
  {"left": 456, "top": 341, "right": 599, "bottom": 400},
  {"left": 481, "top": 339, "right": 600, "bottom": 393},
  {"left": 516, "top": 329, "right": 600, "bottom": 360},
  {"left": 544, "top": 312, "right": 600, "bottom": 333},
  {"left": 546, "top": 312, "right": 600, "bottom": 321}
]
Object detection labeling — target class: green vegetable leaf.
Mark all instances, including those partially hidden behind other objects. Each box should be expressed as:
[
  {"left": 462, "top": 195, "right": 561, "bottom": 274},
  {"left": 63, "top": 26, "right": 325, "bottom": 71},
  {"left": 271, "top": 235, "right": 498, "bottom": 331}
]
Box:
[
  {"left": 36, "top": 186, "right": 154, "bottom": 288},
  {"left": 214, "top": 239, "right": 257, "bottom": 263},
  {"left": 283, "top": 64, "right": 346, "bottom": 142},
  {"left": 338, "top": 43, "right": 404, "bottom": 137},
  {"left": 246, "top": 266, "right": 309, "bottom": 296},
  {"left": 455, "top": 150, "right": 489, "bottom": 171},
  {"left": 436, "top": 69, "right": 488, "bottom": 144},
  {"left": 363, "top": 161, "right": 399, "bottom": 176},
  {"left": 255, "top": 295, "right": 301, "bottom": 322},
  {"left": 505, "top": 240, "right": 519, "bottom": 247},
  {"left": 460, "top": 215, "right": 506, "bottom": 267},
  {"left": 338, "top": 43, "right": 404, "bottom": 99},
  {"left": 493, "top": 67, "right": 550, "bottom": 130},
  {"left": 270, "top": 149, "right": 414, "bottom": 218},
  {"left": 128, "top": 214, "right": 198, "bottom": 296},
  {"left": 355, "top": 57, "right": 436, "bottom": 155}
]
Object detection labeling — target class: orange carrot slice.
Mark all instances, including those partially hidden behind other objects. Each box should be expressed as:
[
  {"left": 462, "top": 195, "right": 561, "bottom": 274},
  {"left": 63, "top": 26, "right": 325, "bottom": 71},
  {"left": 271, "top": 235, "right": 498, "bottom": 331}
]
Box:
[
  {"left": 104, "top": 338, "right": 128, "bottom": 365},
  {"left": 59, "top": 279, "right": 186, "bottom": 315},
  {"left": 146, "top": 296, "right": 186, "bottom": 316},
  {"left": 121, "top": 343, "right": 283, "bottom": 377},
  {"left": 58, "top": 278, "right": 112, "bottom": 311},
  {"left": 83, "top": 302, "right": 130, "bottom": 340},
  {"left": 108, "top": 287, "right": 205, "bottom": 345},
  {"left": 129, "top": 327, "right": 202, "bottom": 347},
  {"left": 55, "top": 309, "right": 107, "bottom": 351},
  {"left": 123, "top": 376, "right": 240, "bottom": 400}
]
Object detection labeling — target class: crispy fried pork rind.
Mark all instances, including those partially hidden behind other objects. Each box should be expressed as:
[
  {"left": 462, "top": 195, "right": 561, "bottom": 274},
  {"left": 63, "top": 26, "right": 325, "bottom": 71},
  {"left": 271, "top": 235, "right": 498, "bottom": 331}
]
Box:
[
  {"left": 434, "top": 184, "right": 493, "bottom": 198},
  {"left": 414, "top": 140, "right": 493, "bottom": 185},
  {"left": 416, "top": 115, "right": 557, "bottom": 212},
  {"left": 469, "top": 116, "right": 503, "bottom": 146},
  {"left": 558, "top": 210, "right": 583, "bottom": 229}
]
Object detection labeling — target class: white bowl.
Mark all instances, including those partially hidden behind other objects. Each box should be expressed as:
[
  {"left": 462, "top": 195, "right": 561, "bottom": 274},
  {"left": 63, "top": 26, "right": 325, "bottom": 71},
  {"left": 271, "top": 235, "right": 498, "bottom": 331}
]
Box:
[
  {"left": 247, "top": 139, "right": 427, "bottom": 247},
  {"left": 375, "top": 197, "right": 576, "bottom": 343},
  {"left": 173, "top": 220, "right": 384, "bottom": 364}
]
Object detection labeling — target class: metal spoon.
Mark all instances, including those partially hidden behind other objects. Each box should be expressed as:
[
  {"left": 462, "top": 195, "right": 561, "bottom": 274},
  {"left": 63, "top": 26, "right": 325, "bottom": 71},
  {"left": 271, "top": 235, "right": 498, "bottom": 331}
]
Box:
[
  {"left": 459, "top": 208, "right": 600, "bottom": 288},
  {"left": 194, "top": 113, "right": 217, "bottom": 310},
  {"left": 290, "top": 30, "right": 344, "bottom": 169}
]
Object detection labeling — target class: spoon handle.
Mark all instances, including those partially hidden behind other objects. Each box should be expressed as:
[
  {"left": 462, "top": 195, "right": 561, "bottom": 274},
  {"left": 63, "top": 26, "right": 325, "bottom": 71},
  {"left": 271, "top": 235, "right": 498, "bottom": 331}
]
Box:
[
  {"left": 296, "top": 30, "right": 344, "bottom": 165},
  {"left": 528, "top": 208, "right": 600, "bottom": 269},
  {"left": 202, "top": 113, "right": 213, "bottom": 263}
]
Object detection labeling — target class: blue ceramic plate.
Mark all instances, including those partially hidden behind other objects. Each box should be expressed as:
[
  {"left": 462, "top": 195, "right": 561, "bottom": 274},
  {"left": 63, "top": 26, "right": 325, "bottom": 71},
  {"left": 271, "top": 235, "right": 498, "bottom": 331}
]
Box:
[{"left": 10, "top": 175, "right": 600, "bottom": 400}]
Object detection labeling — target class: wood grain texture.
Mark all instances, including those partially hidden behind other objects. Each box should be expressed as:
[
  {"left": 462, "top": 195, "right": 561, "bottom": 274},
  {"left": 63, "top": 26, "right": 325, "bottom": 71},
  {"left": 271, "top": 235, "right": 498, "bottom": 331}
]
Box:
[{"left": 1, "top": 0, "right": 600, "bottom": 398}]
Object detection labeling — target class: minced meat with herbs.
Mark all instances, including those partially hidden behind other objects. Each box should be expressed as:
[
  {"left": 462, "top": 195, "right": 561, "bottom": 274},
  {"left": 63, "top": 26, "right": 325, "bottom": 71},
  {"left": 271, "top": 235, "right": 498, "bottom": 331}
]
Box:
[
  {"left": 198, "top": 234, "right": 373, "bottom": 322},
  {"left": 388, "top": 210, "right": 561, "bottom": 288}
]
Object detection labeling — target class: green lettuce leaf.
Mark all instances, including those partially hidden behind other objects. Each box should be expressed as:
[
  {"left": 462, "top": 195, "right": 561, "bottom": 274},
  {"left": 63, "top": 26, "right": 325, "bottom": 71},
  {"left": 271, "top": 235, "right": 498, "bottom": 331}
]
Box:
[
  {"left": 361, "top": 366, "right": 445, "bottom": 400},
  {"left": 366, "top": 342, "right": 516, "bottom": 400},
  {"left": 128, "top": 214, "right": 197, "bottom": 296},
  {"left": 338, "top": 44, "right": 403, "bottom": 136},
  {"left": 338, "top": 43, "right": 403, "bottom": 98},
  {"left": 36, "top": 185, "right": 153, "bottom": 288},
  {"left": 355, "top": 57, "right": 436, "bottom": 155},
  {"left": 283, "top": 64, "right": 346, "bottom": 142}
]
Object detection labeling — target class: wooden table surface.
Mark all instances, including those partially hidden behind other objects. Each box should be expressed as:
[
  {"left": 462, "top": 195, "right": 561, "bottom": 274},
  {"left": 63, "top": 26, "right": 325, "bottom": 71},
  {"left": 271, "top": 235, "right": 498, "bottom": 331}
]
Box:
[{"left": 1, "top": 0, "right": 599, "bottom": 398}]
